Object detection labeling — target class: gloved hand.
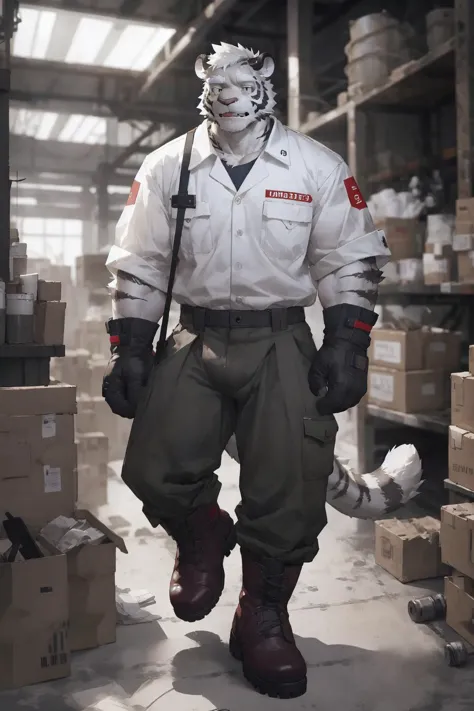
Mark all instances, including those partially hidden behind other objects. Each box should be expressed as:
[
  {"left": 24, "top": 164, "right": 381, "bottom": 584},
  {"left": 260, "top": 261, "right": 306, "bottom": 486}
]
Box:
[
  {"left": 102, "top": 317, "right": 158, "bottom": 419},
  {"left": 308, "top": 304, "right": 378, "bottom": 415}
]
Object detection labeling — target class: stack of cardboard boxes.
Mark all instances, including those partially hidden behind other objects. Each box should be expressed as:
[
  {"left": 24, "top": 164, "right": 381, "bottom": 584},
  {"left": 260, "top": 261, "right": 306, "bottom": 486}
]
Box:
[
  {"left": 441, "top": 356, "right": 474, "bottom": 646},
  {"left": 367, "top": 326, "right": 460, "bottom": 413},
  {"left": 423, "top": 214, "right": 454, "bottom": 285},
  {"left": 375, "top": 217, "right": 424, "bottom": 285},
  {"left": 0, "top": 383, "right": 126, "bottom": 691},
  {"left": 453, "top": 197, "right": 474, "bottom": 283}
]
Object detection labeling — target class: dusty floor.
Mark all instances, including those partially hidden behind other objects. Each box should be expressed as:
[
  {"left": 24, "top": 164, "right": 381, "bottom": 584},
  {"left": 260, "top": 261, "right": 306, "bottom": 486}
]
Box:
[{"left": 1, "top": 449, "right": 474, "bottom": 711}]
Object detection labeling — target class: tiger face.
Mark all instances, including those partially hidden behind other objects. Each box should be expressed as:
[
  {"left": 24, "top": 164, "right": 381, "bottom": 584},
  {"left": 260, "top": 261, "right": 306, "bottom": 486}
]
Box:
[{"left": 196, "top": 44, "right": 276, "bottom": 134}]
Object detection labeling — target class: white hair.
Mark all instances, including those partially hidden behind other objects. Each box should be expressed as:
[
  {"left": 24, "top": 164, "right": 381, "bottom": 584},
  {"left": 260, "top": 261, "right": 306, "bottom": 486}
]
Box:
[{"left": 206, "top": 42, "right": 260, "bottom": 70}]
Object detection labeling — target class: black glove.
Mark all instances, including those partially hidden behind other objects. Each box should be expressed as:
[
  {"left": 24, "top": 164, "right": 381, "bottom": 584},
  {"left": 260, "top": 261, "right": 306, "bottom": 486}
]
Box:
[
  {"left": 102, "top": 318, "right": 158, "bottom": 419},
  {"left": 308, "top": 304, "right": 378, "bottom": 415}
]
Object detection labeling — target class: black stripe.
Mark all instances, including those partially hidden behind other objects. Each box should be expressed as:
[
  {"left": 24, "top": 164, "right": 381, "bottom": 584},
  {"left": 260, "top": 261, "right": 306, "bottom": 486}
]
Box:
[
  {"left": 341, "top": 288, "right": 378, "bottom": 306},
  {"left": 112, "top": 290, "right": 145, "bottom": 302},
  {"left": 117, "top": 270, "right": 157, "bottom": 290}
]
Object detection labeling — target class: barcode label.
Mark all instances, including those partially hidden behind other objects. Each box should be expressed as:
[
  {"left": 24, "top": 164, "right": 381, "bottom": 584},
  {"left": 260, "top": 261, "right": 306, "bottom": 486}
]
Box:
[
  {"left": 42, "top": 414, "right": 56, "bottom": 439},
  {"left": 44, "top": 466, "right": 61, "bottom": 493},
  {"left": 41, "top": 626, "right": 69, "bottom": 668}
]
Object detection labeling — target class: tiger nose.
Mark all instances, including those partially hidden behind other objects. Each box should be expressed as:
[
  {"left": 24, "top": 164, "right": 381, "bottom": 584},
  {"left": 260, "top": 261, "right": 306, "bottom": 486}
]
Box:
[{"left": 219, "top": 97, "right": 238, "bottom": 106}]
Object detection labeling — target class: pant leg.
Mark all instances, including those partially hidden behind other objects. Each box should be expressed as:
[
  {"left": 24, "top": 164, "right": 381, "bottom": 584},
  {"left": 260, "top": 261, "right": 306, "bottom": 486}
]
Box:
[
  {"left": 122, "top": 324, "right": 236, "bottom": 525},
  {"left": 234, "top": 321, "right": 338, "bottom": 564}
]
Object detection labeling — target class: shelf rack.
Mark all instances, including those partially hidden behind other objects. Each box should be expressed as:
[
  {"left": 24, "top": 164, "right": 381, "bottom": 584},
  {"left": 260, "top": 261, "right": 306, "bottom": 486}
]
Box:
[{"left": 300, "top": 2, "right": 474, "bottom": 486}]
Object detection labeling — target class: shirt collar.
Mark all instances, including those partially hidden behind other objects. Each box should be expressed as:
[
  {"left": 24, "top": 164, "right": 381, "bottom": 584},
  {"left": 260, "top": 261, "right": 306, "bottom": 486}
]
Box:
[{"left": 188, "top": 117, "right": 291, "bottom": 171}]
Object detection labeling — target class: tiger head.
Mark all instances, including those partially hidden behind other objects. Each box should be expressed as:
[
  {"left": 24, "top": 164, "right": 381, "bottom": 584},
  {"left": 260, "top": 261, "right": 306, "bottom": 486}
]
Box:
[{"left": 195, "top": 42, "right": 276, "bottom": 134}]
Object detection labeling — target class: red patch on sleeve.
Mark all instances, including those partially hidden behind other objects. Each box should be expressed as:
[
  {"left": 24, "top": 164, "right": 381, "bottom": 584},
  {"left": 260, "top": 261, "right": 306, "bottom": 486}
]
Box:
[
  {"left": 126, "top": 180, "right": 141, "bottom": 206},
  {"left": 343, "top": 177, "right": 367, "bottom": 210}
]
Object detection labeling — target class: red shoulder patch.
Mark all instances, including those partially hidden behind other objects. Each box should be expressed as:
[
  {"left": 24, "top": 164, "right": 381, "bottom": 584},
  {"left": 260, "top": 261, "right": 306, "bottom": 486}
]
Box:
[
  {"left": 343, "top": 177, "right": 367, "bottom": 210},
  {"left": 126, "top": 180, "right": 141, "bottom": 206}
]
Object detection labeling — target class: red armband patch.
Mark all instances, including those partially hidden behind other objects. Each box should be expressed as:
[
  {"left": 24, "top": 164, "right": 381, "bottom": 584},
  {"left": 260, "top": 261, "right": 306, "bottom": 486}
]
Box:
[
  {"left": 126, "top": 180, "right": 141, "bottom": 206},
  {"left": 353, "top": 320, "right": 372, "bottom": 333},
  {"left": 110, "top": 335, "right": 120, "bottom": 345},
  {"left": 344, "top": 177, "right": 367, "bottom": 210}
]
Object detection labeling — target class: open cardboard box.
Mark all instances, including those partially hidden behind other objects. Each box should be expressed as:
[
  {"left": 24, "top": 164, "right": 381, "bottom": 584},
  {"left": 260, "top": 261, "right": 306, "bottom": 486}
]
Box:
[{"left": 0, "top": 535, "right": 70, "bottom": 691}]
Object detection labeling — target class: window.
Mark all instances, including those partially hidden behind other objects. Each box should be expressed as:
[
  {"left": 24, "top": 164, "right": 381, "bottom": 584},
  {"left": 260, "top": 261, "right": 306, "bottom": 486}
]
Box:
[{"left": 14, "top": 218, "right": 83, "bottom": 273}]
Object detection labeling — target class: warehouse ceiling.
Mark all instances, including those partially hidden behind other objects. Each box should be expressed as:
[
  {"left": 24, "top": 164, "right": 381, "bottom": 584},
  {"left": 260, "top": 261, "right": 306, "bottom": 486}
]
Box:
[{"left": 8, "top": 0, "right": 360, "bottom": 219}]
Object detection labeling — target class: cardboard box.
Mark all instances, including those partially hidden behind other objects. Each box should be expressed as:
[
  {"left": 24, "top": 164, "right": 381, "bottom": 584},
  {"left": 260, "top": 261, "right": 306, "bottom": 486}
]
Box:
[
  {"left": 449, "top": 426, "right": 474, "bottom": 491},
  {"left": 422, "top": 329, "right": 461, "bottom": 371},
  {"left": 370, "top": 329, "right": 423, "bottom": 370},
  {"left": 368, "top": 367, "right": 446, "bottom": 413},
  {"left": 52, "top": 350, "right": 92, "bottom": 393},
  {"left": 423, "top": 252, "right": 452, "bottom": 284},
  {"left": 424, "top": 243, "right": 453, "bottom": 258},
  {"left": 375, "top": 218, "right": 423, "bottom": 260},
  {"left": 34, "top": 301, "right": 66, "bottom": 346},
  {"left": 398, "top": 258, "right": 423, "bottom": 284},
  {"left": 470, "top": 345, "right": 474, "bottom": 375},
  {"left": 76, "top": 464, "right": 108, "bottom": 509},
  {"left": 440, "top": 503, "right": 474, "bottom": 579},
  {"left": 37, "top": 280, "right": 62, "bottom": 302},
  {"left": 76, "top": 395, "right": 131, "bottom": 460},
  {"left": 375, "top": 517, "right": 448, "bottom": 583},
  {"left": 63, "top": 510, "right": 127, "bottom": 652},
  {"left": 451, "top": 372, "right": 474, "bottom": 431},
  {"left": 77, "top": 432, "right": 108, "bottom": 468},
  {"left": 0, "top": 413, "right": 74, "bottom": 445},
  {"left": 457, "top": 251, "right": 474, "bottom": 283},
  {"left": 456, "top": 197, "right": 474, "bottom": 222},
  {"left": 0, "top": 441, "right": 77, "bottom": 529},
  {"left": 0, "top": 383, "right": 76, "bottom": 416},
  {"left": 445, "top": 575, "right": 474, "bottom": 648},
  {"left": 453, "top": 229, "right": 474, "bottom": 252},
  {"left": 0, "top": 541, "right": 70, "bottom": 690},
  {"left": 75, "top": 254, "right": 109, "bottom": 289}
]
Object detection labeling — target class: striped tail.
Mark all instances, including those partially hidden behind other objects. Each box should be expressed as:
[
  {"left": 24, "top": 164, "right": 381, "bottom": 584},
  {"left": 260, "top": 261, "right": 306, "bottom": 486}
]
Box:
[{"left": 225, "top": 437, "right": 422, "bottom": 520}]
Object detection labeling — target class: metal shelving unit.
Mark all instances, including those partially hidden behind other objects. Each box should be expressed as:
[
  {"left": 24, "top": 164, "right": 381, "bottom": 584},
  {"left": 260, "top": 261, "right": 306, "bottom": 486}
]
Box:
[{"left": 300, "top": 2, "right": 474, "bottom": 501}]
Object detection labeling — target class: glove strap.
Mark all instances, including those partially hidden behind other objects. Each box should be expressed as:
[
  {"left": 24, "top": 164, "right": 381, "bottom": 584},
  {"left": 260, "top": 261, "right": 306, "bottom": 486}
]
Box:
[
  {"left": 322, "top": 304, "right": 378, "bottom": 350},
  {"left": 106, "top": 317, "right": 158, "bottom": 350}
]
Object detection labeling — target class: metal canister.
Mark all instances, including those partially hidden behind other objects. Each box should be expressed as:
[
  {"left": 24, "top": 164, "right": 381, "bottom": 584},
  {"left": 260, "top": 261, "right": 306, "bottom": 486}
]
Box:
[{"left": 6, "top": 292, "right": 35, "bottom": 344}]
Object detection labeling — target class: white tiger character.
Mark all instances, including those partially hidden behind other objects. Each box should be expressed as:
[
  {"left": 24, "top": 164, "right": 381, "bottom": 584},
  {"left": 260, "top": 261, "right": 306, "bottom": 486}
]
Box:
[{"left": 195, "top": 42, "right": 277, "bottom": 166}]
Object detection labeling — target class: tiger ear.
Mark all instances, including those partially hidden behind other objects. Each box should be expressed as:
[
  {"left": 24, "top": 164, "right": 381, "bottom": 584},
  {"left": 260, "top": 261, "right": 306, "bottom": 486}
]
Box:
[
  {"left": 248, "top": 52, "right": 275, "bottom": 78},
  {"left": 195, "top": 54, "right": 208, "bottom": 80}
]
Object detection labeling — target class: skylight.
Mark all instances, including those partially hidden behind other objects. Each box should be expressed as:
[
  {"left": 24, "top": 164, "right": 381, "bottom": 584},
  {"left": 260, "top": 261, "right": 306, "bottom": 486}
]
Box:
[{"left": 13, "top": 4, "right": 176, "bottom": 72}]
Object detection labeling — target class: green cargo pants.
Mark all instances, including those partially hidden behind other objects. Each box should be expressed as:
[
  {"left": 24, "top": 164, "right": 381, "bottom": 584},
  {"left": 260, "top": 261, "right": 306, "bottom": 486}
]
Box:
[{"left": 121, "top": 317, "right": 338, "bottom": 564}]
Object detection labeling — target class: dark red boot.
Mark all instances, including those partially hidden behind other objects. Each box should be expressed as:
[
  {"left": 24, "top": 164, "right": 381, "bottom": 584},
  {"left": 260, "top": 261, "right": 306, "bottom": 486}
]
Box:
[
  {"left": 229, "top": 549, "right": 307, "bottom": 698},
  {"left": 163, "top": 504, "right": 236, "bottom": 622}
]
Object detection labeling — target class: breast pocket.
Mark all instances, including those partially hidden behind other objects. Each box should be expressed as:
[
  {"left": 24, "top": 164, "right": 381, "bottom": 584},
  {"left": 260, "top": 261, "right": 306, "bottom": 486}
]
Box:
[
  {"left": 261, "top": 200, "right": 313, "bottom": 263},
  {"left": 171, "top": 201, "right": 214, "bottom": 256}
]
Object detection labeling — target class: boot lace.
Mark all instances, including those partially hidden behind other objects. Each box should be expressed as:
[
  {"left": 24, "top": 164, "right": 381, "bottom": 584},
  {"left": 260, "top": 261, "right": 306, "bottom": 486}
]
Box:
[{"left": 256, "top": 570, "right": 288, "bottom": 638}]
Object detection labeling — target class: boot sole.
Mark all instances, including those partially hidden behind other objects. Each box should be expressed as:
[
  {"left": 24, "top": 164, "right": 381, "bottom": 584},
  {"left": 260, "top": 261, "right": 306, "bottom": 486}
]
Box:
[
  {"left": 229, "top": 633, "right": 307, "bottom": 699},
  {"left": 172, "top": 525, "right": 237, "bottom": 623}
]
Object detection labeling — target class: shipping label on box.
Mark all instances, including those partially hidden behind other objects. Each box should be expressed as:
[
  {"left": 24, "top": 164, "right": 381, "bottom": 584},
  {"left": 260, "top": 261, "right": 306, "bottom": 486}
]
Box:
[
  {"left": 451, "top": 372, "right": 474, "bottom": 431},
  {"left": 440, "top": 503, "right": 474, "bottom": 579},
  {"left": 375, "top": 516, "right": 448, "bottom": 583},
  {"left": 370, "top": 329, "right": 423, "bottom": 370},
  {"left": 453, "top": 230, "right": 474, "bottom": 252},
  {"left": 0, "top": 544, "right": 70, "bottom": 691},
  {"left": 449, "top": 426, "right": 474, "bottom": 490},
  {"left": 456, "top": 197, "right": 474, "bottom": 223},
  {"left": 445, "top": 576, "right": 474, "bottom": 648}
]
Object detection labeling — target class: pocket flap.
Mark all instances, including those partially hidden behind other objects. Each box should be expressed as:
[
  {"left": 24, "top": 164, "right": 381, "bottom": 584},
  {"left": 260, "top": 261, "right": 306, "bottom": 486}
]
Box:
[
  {"left": 171, "top": 201, "right": 211, "bottom": 220},
  {"left": 303, "top": 416, "right": 339, "bottom": 443},
  {"left": 263, "top": 200, "right": 313, "bottom": 223}
]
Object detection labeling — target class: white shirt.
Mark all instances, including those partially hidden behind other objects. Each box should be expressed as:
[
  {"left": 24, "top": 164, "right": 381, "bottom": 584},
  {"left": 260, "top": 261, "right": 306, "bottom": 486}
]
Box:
[{"left": 106, "top": 118, "right": 391, "bottom": 311}]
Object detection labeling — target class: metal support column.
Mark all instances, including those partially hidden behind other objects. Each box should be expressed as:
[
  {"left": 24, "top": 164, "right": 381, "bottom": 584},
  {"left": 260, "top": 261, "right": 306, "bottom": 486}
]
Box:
[
  {"left": 0, "top": 2, "right": 15, "bottom": 283},
  {"left": 96, "top": 163, "right": 111, "bottom": 251},
  {"left": 455, "top": 0, "right": 474, "bottom": 198},
  {"left": 287, "top": 0, "right": 315, "bottom": 130}
]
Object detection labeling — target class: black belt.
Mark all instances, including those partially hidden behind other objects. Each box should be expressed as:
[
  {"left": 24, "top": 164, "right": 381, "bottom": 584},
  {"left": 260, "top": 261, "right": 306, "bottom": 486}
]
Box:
[{"left": 180, "top": 305, "right": 305, "bottom": 331}]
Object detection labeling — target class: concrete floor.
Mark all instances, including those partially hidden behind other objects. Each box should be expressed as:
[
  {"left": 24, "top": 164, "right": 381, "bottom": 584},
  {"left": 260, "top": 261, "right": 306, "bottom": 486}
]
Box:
[{"left": 2, "top": 450, "right": 474, "bottom": 711}]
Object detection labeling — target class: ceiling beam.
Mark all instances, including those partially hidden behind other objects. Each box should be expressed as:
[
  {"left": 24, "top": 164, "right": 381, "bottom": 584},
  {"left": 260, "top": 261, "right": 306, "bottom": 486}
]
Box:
[
  {"left": 17, "top": 0, "right": 177, "bottom": 27},
  {"left": 137, "top": 0, "right": 241, "bottom": 100},
  {"left": 10, "top": 90, "right": 198, "bottom": 122},
  {"left": 107, "top": 124, "right": 177, "bottom": 173}
]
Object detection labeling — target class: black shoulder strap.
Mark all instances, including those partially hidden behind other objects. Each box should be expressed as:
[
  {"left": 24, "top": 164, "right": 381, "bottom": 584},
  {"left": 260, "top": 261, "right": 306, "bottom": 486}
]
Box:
[{"left": 157, "top": 128, "right": 197, "bottom": 352}]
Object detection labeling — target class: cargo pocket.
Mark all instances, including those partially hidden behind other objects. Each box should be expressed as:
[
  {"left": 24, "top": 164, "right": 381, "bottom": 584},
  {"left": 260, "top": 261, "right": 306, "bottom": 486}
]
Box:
[
  {"left": 171, "top": 201, "right": 214, "bottom": 255},
  {"left": 261, "top": 200, "right": 312, "bottom": 263},
  {"left": 302, "top": 416, "right": 339, "bottom": 480}
]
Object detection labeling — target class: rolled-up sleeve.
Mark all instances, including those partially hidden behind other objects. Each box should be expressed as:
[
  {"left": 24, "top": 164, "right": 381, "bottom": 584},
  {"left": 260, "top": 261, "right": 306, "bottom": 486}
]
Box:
[
  {"left": 106, "top": 154, "right": 171, "bottom": 292},
  {"left": 307, "top": 160, "right": 391, "bottom": 282}
]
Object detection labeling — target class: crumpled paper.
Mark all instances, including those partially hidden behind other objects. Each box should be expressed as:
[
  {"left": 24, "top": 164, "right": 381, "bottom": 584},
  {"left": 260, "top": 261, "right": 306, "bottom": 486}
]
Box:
[
  {"left": 115, "top": 587, "right": 161, "bottom": 625},
  {"left": 40, "top": 515, "right": 106, "bottom": 552}
]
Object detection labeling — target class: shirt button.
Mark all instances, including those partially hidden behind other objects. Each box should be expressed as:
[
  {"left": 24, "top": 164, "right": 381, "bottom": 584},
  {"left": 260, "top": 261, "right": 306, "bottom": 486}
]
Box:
[
  {"left": 237, "top": 229, "right": 243, "bottom": 236},
  {"left": 235, "top": 262, "right": 242, "bottom": 270},
  {"left": 235, "top": 197, "right": 241, "bottom": 204}
]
